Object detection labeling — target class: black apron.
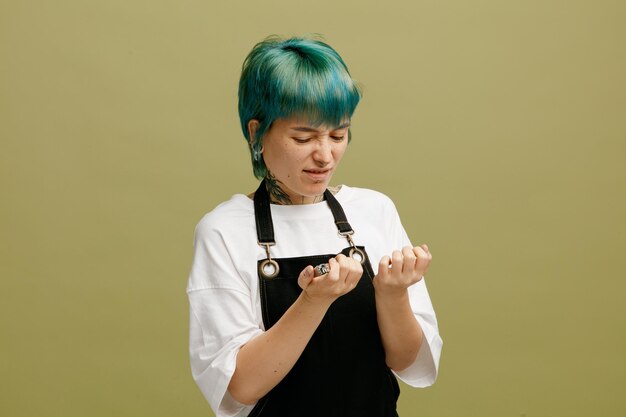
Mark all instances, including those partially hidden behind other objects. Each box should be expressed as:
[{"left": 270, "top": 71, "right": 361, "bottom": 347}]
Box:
[{"left": 248, "top": 179, "right": 400, "bottom": 417}]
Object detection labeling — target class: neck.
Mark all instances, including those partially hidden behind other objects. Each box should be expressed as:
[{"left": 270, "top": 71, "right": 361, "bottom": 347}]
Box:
[{"left": 265, "top": 173, "right": 324, "bottom": 205}]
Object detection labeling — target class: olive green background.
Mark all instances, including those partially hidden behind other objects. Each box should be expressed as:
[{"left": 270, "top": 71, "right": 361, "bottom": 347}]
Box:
[{"left": 1, "top": 0, "right": 625, "bottom": 416}]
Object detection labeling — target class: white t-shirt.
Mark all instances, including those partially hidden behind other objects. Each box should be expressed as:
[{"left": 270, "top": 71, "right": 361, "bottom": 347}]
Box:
[{"left": 187, "top": 185, "right": 443, "bottom": 417}]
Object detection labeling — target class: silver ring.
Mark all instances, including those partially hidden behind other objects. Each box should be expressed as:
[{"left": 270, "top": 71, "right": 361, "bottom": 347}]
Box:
[{"left": 314, "top": 263, "right": 330, "bottom": 276}]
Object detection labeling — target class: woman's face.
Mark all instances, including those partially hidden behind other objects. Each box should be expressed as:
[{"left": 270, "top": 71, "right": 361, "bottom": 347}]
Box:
[{"left": 252, "top": 116, "right": 350, "bottom": 204}]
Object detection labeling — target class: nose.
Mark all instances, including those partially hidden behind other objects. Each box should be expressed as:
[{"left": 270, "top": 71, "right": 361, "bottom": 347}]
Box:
[{"left": 312, "top": 138, "right": 332, "bottom": 167}]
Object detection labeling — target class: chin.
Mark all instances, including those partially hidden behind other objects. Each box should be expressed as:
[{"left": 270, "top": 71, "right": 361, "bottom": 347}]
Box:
[{"left": 307, "top": 181, "right": 329, "bottom": 192}]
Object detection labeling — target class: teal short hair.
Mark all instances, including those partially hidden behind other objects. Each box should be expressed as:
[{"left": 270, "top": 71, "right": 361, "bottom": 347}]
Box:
[{"left": 238, "top": 34, "right": 362, "bottom": 179}]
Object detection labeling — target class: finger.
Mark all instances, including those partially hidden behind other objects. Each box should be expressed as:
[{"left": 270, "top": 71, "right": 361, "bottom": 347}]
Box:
[
  {"left": 298, "top": 265, "right": 314, "bottom": 290},
  {"left": 413, "top": 245, "right": 430, "bottom": 261},
  {"left": 335, "top": 253, "right": 348, "bottom": 261},
  {"left": 378, "top": 256, "right": 391, "bottom": 279},
  {"left": 413, "top": 246, "right": 432, "bottom": 274},
  {"left": 402, "top": 246, "right": 417, "bottom": 274},
  {"left": 345, "top": 258, "right": 364, "bottom": 289},
  {"left": 354, "top": 258, "right": 364, "bottom": 277},
  {"left": 327, "top": 257, "right": 340, "bottom": 282},
  {"left": 391, "top": 250, "right": 403, "bottom": 277},
  {"left": 335, "top": 253, "right": 351, "bottom": 281},
  {"left": 416, "top": 244, "right": 432, "bottom": 260}
]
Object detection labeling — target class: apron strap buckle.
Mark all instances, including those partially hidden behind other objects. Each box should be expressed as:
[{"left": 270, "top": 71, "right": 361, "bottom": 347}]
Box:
[
  {"left": 338, "top": 231, "right": 366, "bottom": 264},
  {"left": 258, "top": 242, "right": 280, "bottom": 279}
]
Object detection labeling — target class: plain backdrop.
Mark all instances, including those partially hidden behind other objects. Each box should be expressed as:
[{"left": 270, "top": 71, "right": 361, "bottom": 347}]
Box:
[{"left": 1, "top": 1, "right": 625, "bottom": 416}]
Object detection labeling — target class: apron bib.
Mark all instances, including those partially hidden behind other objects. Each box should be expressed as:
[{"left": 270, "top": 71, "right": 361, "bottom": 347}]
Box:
[{"left": 249, "top": 179, "right": 400, "bottom": 417}]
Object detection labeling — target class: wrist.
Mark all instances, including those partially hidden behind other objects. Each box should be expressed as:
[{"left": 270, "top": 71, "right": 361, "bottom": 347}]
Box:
[
  {"left": 299, "top": 291, "right": 334, "bottom": 311},
  {"left": 374, "top": 287, "right": 410, "bottom": 305}
]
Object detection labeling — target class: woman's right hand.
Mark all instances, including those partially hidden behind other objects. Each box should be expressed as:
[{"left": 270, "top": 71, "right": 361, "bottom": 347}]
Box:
[
  {"left": 230, "top": 254, "right": 363, "bottom": 404},
  {"left": 297, "top": 254, "right": 363, "bottom": 305}
]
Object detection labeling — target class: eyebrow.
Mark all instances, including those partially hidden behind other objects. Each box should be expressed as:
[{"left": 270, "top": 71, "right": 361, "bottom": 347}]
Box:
[{"left": 290, "top": 122, "right": 351, "bottom": 132}]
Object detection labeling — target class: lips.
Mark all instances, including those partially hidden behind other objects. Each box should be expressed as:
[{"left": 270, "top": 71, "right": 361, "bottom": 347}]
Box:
[{"left": 303, "top": 168, "right": 332, "bottom": 181}]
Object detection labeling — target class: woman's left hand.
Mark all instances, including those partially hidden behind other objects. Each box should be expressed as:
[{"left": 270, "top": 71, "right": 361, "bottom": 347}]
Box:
[{"left": 373, "top": 244, "right": 432, "bottom": 297}]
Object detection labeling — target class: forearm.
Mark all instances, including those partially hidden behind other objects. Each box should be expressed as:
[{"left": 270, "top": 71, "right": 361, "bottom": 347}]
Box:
[
  {"left": 375, "top": 289, "right": 424, "bottom": 371},
  {"left": 228, "top": 293, "right": 331, "bottom": 405}
]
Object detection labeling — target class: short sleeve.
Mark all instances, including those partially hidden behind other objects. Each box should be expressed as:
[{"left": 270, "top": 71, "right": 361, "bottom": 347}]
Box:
[
  {"left": 384, "top": 198, "right": 443, "bottom": 387},
  {"left": 391, "top": 278, "right": 443, "bottom": 386},
  {"left": 187, "top": 216, "right": 262, "bottom": 417}
]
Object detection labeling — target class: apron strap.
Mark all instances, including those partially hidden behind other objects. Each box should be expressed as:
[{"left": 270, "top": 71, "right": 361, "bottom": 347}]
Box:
[
  {"left": 254, "top": 179, "right": 364, "bottom": 272},
  {"left": 253, "top": 179, "right": 355, "bottom": 244},
  {"left": 254, "top": 178, "right": 276, "bottom": 244},
  {"left": 323, "top": 188, "right": 354, "bottom": 235}
]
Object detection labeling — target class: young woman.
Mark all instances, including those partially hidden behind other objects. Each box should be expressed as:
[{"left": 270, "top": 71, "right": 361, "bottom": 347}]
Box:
[{"left": 187, "top": 35, "right": 443, "bottom": 417}]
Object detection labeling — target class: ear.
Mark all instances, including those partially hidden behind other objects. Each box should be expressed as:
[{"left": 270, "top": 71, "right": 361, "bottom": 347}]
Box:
[{"left": 247, "top": 119, "right": 260, "bottom": 146}]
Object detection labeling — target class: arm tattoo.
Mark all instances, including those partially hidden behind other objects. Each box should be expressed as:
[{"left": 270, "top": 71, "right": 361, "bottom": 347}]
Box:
[{"left": 265, "top": 172, "right": 292, "bottom": 205}]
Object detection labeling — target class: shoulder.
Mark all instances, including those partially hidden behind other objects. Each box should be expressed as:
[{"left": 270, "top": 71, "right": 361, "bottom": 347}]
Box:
[
  {"left": 194, "top": 194, "right": 254, "bottom": 239},
  {"left": 334, "top": 185, "right": 409, "bottom": 255},
  {"left": 337, "top": 185, "right": 398, "bottom": 212},
  {"left": 188, "top": 194, "right": 257, "bottom": 291}
]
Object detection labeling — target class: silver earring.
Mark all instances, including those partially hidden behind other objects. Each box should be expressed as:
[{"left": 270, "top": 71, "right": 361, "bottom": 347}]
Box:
[{"left": 253, "top": 146, "right": 264, "bottom": 161}]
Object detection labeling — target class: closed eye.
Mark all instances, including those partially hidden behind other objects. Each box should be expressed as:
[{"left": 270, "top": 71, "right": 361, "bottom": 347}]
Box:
[
  {"left": 292, "top": 133, "right": 346, "bottom": 143},
  {"left": 330, "top": 129, "right": 349, "bottom": 141},
  {"left": 293, "top": 137, "right": 311, "bottom": 143}
]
